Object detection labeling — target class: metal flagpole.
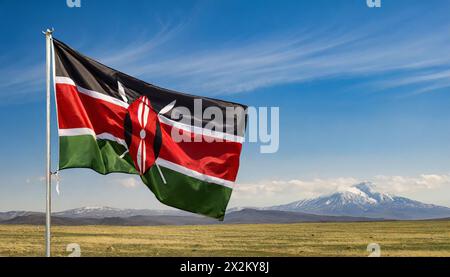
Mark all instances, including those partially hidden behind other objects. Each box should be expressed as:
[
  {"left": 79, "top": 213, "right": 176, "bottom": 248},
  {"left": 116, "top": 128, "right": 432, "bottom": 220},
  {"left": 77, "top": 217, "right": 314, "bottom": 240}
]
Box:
[{"left": 44, "top": 28, "right": 53, "bottom": 257}]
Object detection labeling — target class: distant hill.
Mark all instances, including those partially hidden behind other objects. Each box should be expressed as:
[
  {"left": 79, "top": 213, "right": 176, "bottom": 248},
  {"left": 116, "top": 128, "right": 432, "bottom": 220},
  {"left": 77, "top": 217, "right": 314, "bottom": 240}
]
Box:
[
  {"left": 0, "top": 213, "right": 214, "bottom": 226},
  {"left": 0, "top": 208, "right": 386, "bottom": 226},
  {"left": 222, "top": 209, "right": 383, "bottom": 224},
  {"left": 268, "top": 182, "right": 450, "bottom": 220},
  {"left": 0, "top": 211, "right": 41, "bottom": 221},
  {"left": 52, "top": 206, "right": 188, "bottom": 218}
]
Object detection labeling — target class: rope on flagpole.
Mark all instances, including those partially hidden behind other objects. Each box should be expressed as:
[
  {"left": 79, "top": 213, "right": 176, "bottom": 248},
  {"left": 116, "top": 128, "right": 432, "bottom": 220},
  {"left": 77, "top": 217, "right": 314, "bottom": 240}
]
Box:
[{"left": 51, "top": 171, "right": 61, "bottom": 195}]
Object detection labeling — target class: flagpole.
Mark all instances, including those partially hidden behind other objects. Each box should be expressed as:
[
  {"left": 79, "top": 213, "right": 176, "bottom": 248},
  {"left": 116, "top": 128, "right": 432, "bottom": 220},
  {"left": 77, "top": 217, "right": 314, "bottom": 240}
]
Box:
[{"left": 44, "top": 28, "right": 53, "bottom": 258}]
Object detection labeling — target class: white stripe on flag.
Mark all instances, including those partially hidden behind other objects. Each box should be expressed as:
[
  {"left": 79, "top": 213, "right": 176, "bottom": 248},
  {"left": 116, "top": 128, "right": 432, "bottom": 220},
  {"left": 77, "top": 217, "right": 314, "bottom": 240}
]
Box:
[
  {"left": 55, "top": 76, "right": 129, "bottom": 109},
  {"left": 58, "top": 128, "right": 127, "bottom": 147},
  {"left": 158, "top": 115, "right": 244, "bottom": 144},
  {"left": 155, "top": 158, "right": 234, "bottom": 189}
]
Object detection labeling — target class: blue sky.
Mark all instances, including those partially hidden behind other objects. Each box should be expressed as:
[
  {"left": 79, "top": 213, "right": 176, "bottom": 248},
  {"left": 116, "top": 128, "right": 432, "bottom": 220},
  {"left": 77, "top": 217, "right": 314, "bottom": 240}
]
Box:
[{"left": 0, "top": 0, "right": 450, "bottom": 211}]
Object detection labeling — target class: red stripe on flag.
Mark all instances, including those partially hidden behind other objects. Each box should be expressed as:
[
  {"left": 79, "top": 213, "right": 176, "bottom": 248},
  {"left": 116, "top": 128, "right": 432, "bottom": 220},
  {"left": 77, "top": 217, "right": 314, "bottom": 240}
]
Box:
[
  {"left": 56, "top": 83, "right": 127, "bottom": 139},
  {"left": 159, "top": 122, "right": 242, "bottom": 182}
]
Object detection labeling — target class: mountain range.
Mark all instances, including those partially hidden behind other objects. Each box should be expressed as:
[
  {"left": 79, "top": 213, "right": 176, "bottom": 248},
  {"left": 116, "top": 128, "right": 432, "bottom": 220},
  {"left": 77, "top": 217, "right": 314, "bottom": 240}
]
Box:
[
  {"left": 1, "top": 182, "right": 449, "bottom": 225},
  {"left": 0, "top": 209, "right": 383, "bottom": 226}
]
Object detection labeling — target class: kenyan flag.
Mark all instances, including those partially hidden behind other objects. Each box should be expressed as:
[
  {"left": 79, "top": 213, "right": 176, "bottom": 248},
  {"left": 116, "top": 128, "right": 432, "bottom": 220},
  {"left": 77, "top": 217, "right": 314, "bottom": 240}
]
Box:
[{"left": 52, "top": 39, "right": 247, "bottom": 220}]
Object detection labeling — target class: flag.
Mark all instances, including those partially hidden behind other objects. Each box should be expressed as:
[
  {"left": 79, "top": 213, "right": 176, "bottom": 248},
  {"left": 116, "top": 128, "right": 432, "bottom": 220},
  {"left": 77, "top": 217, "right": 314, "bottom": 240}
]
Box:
[{"left": 52, "top": 38, "right": 247, "bottom": 219}]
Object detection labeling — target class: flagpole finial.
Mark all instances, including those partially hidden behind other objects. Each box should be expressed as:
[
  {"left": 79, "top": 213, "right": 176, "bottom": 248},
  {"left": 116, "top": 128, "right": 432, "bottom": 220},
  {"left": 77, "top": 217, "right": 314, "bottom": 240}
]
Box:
[{"left": 42, "top": 28, "right": 54, "bottom": 36}]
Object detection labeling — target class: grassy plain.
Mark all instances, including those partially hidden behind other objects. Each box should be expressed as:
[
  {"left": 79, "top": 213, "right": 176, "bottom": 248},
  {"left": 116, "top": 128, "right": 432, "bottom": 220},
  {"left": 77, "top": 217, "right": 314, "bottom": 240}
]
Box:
[{"left": 0, "top": 220, "right": 449, "bottom": 257}]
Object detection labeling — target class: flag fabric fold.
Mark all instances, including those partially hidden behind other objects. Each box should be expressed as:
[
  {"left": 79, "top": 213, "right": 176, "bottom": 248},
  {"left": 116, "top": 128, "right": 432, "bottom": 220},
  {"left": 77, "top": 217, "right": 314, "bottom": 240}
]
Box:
[{"left": 52, "top": 38, "right": 247, "bottom": 219}]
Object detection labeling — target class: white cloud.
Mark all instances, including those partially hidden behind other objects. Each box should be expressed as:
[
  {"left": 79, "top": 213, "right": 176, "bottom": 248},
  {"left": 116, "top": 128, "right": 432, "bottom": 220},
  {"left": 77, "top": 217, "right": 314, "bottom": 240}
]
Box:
[
  {"left": 373, "top": 174, "right": 450, "bottom": 193},
  {"left": 231, "top": 174, "right": 450, "bottom": 207},
  {"left": 117, "top": 177, "right": 140, "bottom": 189}
]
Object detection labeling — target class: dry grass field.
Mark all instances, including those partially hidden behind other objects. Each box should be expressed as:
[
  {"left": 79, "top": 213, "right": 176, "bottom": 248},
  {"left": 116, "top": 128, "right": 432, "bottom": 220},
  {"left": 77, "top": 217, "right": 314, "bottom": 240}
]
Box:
[{"left": 0, "top": 220, "right": 449, "bottom": 257}]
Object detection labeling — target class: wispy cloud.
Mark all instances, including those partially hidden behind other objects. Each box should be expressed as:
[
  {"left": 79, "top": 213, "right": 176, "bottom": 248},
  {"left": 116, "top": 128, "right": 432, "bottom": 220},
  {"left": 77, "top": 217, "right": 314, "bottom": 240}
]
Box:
[
  {"left": 380, "top": 68, "right": 450, "bottom": 96},
  {"left": 0, "top": 63, "right": 44, "bottom": 100},
  {"left": 97, "top": 21, "right": 188, "bottom": 68},
  {"left": 0, "top": 21, "right": 185, "bottom": 103},
  {"left": 2, "top": 11, "right": 450, "bottom": 102},
  {"left": 100, "top": 22, "right": 450, "bottom": 96}
]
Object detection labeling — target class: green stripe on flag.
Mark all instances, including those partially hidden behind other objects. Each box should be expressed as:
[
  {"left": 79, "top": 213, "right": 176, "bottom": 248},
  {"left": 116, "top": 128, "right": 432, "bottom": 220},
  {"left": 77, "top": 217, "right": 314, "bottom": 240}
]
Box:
[
  {"left": 59, "top": 135, "right": 138, "bottom": 174},
  {"left": 142, "top": 165, "right": 233, "bottom": 220}
]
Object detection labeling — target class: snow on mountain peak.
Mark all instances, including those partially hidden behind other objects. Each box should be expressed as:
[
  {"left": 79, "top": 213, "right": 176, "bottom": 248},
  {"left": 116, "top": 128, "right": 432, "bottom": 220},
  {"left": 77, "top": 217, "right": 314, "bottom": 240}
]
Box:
[
  {"left": 82, "top": 206, "right": 104, "bottom": 210},
  {"left": 345, "top": 186, "right": 370, "bottom": 197},
  {"left": 74, "top": 206, "right": 118, "bottom": 212},
  {"left": 340, "top": 187, "right": 378, "bottom": 205},
  {"left": 351, "top": 182, "right": 394, "bottom": 202}
]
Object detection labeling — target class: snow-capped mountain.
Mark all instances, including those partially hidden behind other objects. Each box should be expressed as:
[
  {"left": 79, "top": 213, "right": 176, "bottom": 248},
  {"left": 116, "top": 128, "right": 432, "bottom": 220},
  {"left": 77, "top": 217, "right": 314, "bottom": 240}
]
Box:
[
  {"left": 53, "top": 206, "right": 188, "bottom": 218},
  {"left": 268, "top": 182, "right": 450, "bottom": 220}
]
